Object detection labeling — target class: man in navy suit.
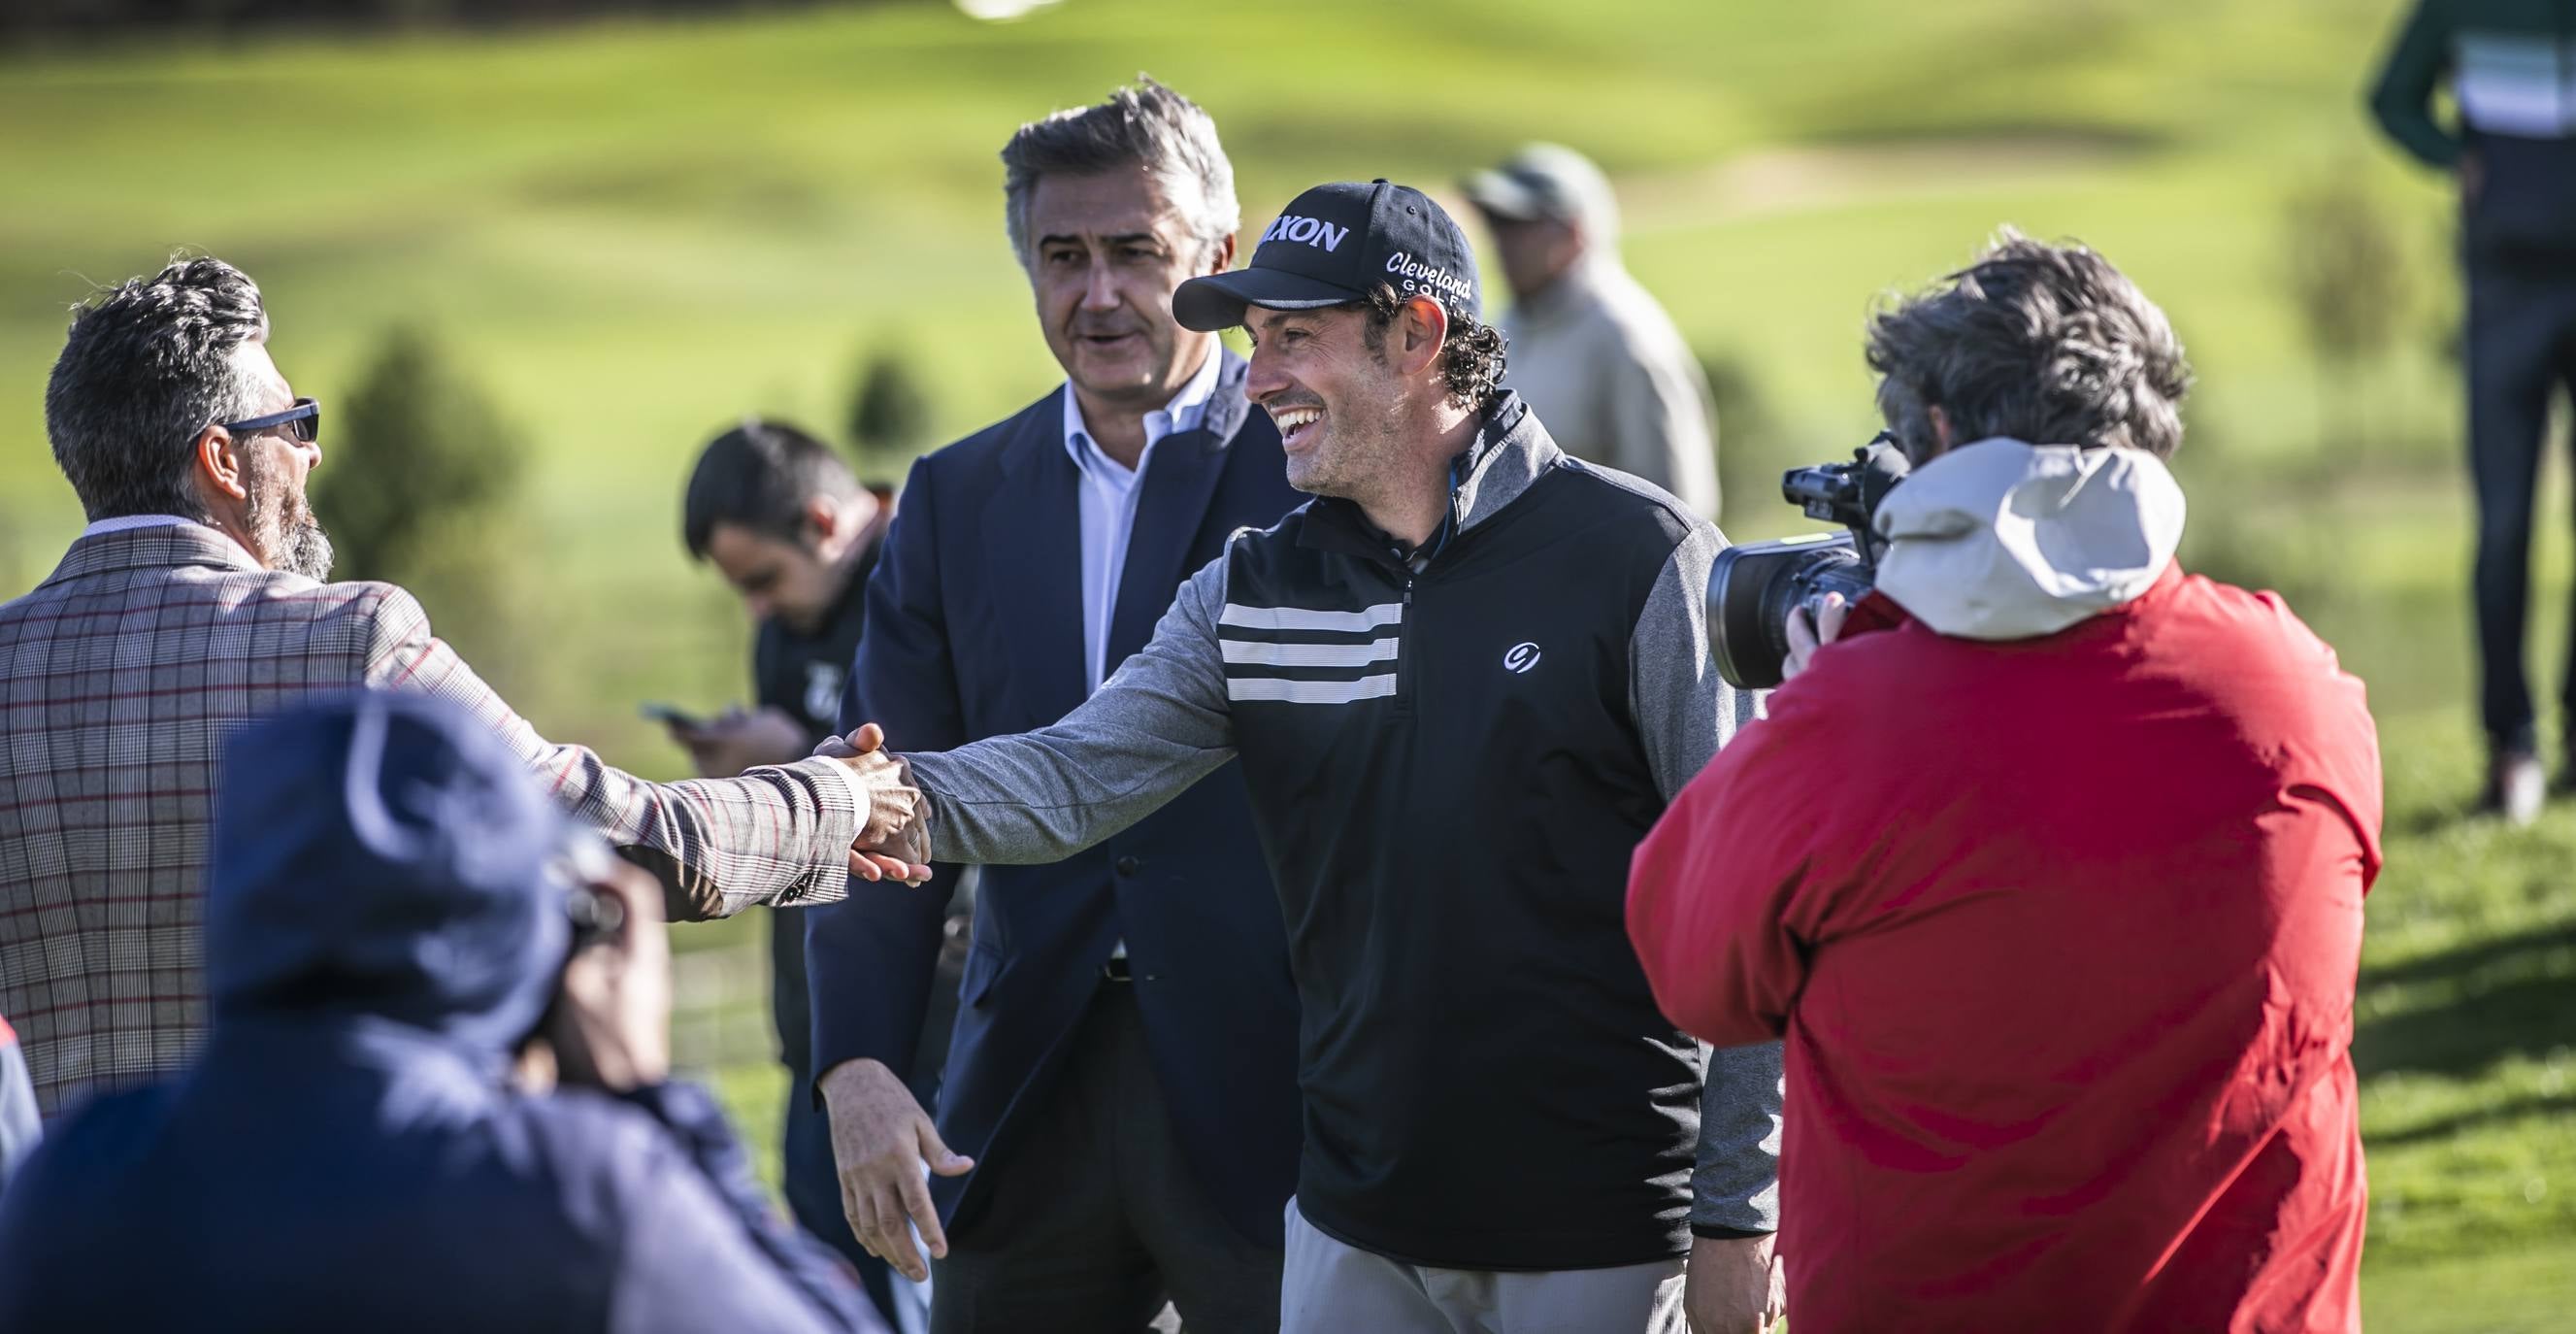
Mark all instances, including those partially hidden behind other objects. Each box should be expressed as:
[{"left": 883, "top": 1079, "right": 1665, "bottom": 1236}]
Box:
[{"left": 806, "top": 79, "right": 1304, "bottom": 1334}]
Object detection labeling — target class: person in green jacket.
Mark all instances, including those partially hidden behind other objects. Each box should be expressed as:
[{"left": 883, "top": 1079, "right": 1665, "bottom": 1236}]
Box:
[{"left": 2370, "top": 0, "right": 2576, "bottom": 823}]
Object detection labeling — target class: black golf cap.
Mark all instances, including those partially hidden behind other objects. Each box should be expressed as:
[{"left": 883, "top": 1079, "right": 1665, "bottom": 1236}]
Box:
[{"left": 1173, "top": 179, "right": 1481, "bottom": 332}]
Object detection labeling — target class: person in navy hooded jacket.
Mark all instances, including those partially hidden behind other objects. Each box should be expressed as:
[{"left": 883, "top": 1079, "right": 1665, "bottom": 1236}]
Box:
[{"left": 0, "top": 690, "right": 886, "bottom": 1334}]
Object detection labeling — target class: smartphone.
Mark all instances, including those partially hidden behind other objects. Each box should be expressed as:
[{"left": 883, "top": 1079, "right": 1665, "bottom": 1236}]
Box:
[{"left": 637, "top": 701, "right": 707, "bottom": 731}]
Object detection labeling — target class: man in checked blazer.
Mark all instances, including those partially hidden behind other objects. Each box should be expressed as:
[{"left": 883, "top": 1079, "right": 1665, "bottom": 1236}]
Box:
[{"left": 0, "top": 256, "right": 930, "bottom": 1119}]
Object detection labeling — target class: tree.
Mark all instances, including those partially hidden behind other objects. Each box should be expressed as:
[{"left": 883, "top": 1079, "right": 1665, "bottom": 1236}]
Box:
[
  {"left": 1699, "top": 347, "right": 1776, "bottom": 533},
  {"left": 844, "top": 343, "right": 935, "bottom": 473},
  {"left": 312, "top": 325, "right": 522, "bottom": 584},
  {"left": 309, "top": 324, "right": 530, "bottom": 688},
  {"left": 2281, "top": 171, "right": 2415, "bottom": 452}
]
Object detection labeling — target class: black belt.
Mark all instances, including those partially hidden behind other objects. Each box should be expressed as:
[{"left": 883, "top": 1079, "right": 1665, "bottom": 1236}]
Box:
[{"left": 1101, "top": 955, "right": 1135, "bottom": 983}]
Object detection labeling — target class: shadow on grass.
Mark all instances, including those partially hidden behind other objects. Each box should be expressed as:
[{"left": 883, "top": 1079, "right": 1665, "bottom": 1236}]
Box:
[
  {"left": 2354, "top": 920, "right": 2576, "bottom": 1079},
  {"left": 2390, "top": 789, "right": 2576, "bottom": 839},
  {"left": 2369, "top": 1089, "right": 2576, "bottom": 1149},
  {"left": 2390, "top": 795, "right": 2483, "bottom": 839}
]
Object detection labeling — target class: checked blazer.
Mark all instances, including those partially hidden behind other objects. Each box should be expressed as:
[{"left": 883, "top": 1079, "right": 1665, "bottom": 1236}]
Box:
[{"left": 0, "top": 522, "right": 866, "bottom": 1117}]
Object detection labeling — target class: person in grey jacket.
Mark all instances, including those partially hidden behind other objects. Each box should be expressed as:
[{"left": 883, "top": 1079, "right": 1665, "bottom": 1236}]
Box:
[
  {"left": 1467, "top": 144, "right": 1722, "bottom": 520},
  {"left": 854, "top": 181, "right": 1783, "bottom": 1334}
]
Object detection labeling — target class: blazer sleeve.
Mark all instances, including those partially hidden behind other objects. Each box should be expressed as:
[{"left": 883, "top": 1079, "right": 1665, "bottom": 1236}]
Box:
[
  {"left": 359, "top": 585, "right": 863, "bottom": 922},
  {"left": 807, "top": 454, "right": 966, "bottom": 1092}
]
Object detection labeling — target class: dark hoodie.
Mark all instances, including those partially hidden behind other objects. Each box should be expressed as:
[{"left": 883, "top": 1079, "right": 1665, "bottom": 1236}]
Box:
[{"left": 0, "top": 692, "right": 882, "bottom": 1334}]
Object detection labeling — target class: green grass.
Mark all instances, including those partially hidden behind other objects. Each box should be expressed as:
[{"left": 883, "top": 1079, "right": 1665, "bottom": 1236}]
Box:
[
  {"left": 0, "top": 0, "right": 2460, "bottom": 736},
  {"left": 3, "top": 1, "right": 2570, "bottom": 1324}
]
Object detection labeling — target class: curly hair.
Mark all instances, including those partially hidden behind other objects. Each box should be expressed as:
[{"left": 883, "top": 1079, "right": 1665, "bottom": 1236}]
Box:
[
  {"left": 47, "top": 255, "right": 271, "bottom": 520},
  {"left": 1866, "top": 230, "right": 2192, "bottom": 462},
  {"left": 1361, "top": 283, "right": 1508, "bottom": 413}
]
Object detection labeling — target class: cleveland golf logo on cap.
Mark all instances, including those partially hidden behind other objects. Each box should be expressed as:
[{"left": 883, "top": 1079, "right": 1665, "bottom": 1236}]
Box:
[
  {"left": 1261, "top": 214, "right": 1351, "bottom": 252},
  {"left": 1387, "top": 250, "right": 1473, "bottom": 308}
]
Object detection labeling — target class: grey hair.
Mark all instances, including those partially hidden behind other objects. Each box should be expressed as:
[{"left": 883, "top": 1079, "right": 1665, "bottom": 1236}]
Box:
[
  {"left": 46, "top": 256, "right": 272, "bottom": 521},
  {"left": 1000, "top": 77, "right": 1239, "bottom": 269},
  {"left": 1866, "top": 230, "right": 2192, "bottom": 463}
]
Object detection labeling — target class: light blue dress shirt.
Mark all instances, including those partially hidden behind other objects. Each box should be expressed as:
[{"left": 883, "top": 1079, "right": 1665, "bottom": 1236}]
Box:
[
  {"left": 1059, "top": 350, "right": 1225, "bottom": 692},
  {"left": 1060, "top": 350, "right": 1224, "bottom": 963}
]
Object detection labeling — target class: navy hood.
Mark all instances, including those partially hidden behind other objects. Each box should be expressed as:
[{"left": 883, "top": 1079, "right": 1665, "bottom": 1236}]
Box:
[{"left": 205, "top": 691, "right": 584, "bottom": 1056}]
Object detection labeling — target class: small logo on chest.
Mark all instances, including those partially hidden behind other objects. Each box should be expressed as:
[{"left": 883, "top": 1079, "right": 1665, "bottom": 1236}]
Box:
[
  {"left": 1502, "top": 642, "right": 1542, "bottom": 674},
  {"left": 804, "top": 662, "right": 844, "bottom": 724}
]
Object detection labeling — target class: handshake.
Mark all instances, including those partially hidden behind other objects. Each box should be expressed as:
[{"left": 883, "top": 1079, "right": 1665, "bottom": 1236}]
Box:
[{"left": 819, "top": 722, "right": 936, "bottom": 885}]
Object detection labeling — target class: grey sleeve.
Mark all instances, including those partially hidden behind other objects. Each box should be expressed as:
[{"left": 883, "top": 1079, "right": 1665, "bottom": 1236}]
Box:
[
  {"left": 1695, "top": 1041, "right": 1784, "bottom": 1235},
  {"left": 904, "top": 550, "right": 1238, "bottom": 865},
  {"left": 1629, "top": 517, "right": 1783, "bottom": 1235},
  {"left": 1629, "top": 517, "right": 1762, "bottom": 796}
]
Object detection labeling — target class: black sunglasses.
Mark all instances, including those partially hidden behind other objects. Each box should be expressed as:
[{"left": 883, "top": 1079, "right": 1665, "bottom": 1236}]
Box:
[{"left": 219, "top": 397, "right": 322, "bottom": 445}]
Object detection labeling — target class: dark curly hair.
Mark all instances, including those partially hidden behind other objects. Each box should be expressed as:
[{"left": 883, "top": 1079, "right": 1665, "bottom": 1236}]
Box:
[
  {"left": 1866, "top": 230, "right": 2192, "bottom": 463},
  {"left": 47, "top": 255, "right": 271, "bottom": 521},
  {"left": 1360, "top": 283, "right": 1508, "bottom": 413}
]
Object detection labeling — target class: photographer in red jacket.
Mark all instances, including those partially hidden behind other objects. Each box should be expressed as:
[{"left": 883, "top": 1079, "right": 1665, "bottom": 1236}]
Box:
[{"left": 1628, "top": 233, "right": 2383, "bottom": 1333}]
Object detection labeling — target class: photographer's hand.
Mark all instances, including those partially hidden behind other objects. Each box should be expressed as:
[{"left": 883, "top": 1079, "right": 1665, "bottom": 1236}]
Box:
[
  {"left": 544, "top": 858, "right": 672, "bottom": 1092},
  {"left": 1781, "top": 592, "right": 1850, "bottom": 683}
]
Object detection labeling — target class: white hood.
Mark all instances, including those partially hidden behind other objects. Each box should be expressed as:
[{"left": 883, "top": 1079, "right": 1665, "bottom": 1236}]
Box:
[{"left": 1872, "top": 437, "right": 2186, "bottom": 641}]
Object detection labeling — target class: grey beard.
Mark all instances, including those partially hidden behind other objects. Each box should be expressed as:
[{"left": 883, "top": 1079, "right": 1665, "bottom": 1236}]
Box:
[
  {"left": 242, "top": 476, "right": 336, "bottom": 582},
  {"left": 277, "top": 518, "right": 335, "bottom": 582}
]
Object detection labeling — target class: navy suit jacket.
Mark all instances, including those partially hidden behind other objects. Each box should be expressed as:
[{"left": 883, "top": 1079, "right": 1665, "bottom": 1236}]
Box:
[{"left": 809, "top": 352, "right": 1305, "bottom": 1247}]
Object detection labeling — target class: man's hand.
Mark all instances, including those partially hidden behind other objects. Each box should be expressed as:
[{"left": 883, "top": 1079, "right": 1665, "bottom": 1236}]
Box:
[
  {"left": 813, "top": 723, "right": 933, "bottom": 884},
  {"left": 1686, "top": 1234, "right": 1785, "bottom": 1334},
  {"left": 542, "top": 858, "right": 673, "bottom": 1092},
  {"left": 818, "top": 1058, "right": 974, "bottom": 1283},
  {"left": 1781, "top": 591, "right": 1850, "bottom": 683},
  {"left": 668, "top": 706, "right": 809, "bottom": 779}
]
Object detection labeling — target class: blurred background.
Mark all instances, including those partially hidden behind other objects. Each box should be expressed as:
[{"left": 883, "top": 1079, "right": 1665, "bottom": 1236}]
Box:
[{"left": 1, "top": 1, "right": 2568, "bottom": 1327}]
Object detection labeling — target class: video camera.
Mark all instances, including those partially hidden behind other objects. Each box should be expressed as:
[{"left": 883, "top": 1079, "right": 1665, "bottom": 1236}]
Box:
[{"left": 1705, "top": 434, "right": 1911, "bottom": 689}]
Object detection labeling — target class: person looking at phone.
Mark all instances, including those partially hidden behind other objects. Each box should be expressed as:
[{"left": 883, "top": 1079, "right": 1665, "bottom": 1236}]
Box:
[
  {"left": 674, "top": 418, "right": 894, "bottom": 781},
  {"left": 0, "top": 691, "right": 889, "bottom": 1333},
  {"left": 674, "top": 417, "right": 948, "bottom": 1329}
]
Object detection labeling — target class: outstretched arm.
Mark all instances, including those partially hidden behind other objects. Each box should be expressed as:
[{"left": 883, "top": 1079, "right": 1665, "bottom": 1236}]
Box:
[
  {"left": 364, "top": 585, "right": 900, "bottom": 920},
  {"left": 897, "top": 549, "right": 1239, "bottom": 865}
]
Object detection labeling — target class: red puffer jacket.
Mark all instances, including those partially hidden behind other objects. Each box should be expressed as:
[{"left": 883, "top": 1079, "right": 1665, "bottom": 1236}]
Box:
[{"left": 1630, "top": 559, "right": 2382, "bottom": 1333}]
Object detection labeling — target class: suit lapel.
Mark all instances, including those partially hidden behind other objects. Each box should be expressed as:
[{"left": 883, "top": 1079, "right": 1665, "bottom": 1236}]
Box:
[
  {"left": 981, "top": 389, "right": 1091, "bottom": 722},
  {"left": 1107, "top": 354, "right": 1253, "bottom": 665}
]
